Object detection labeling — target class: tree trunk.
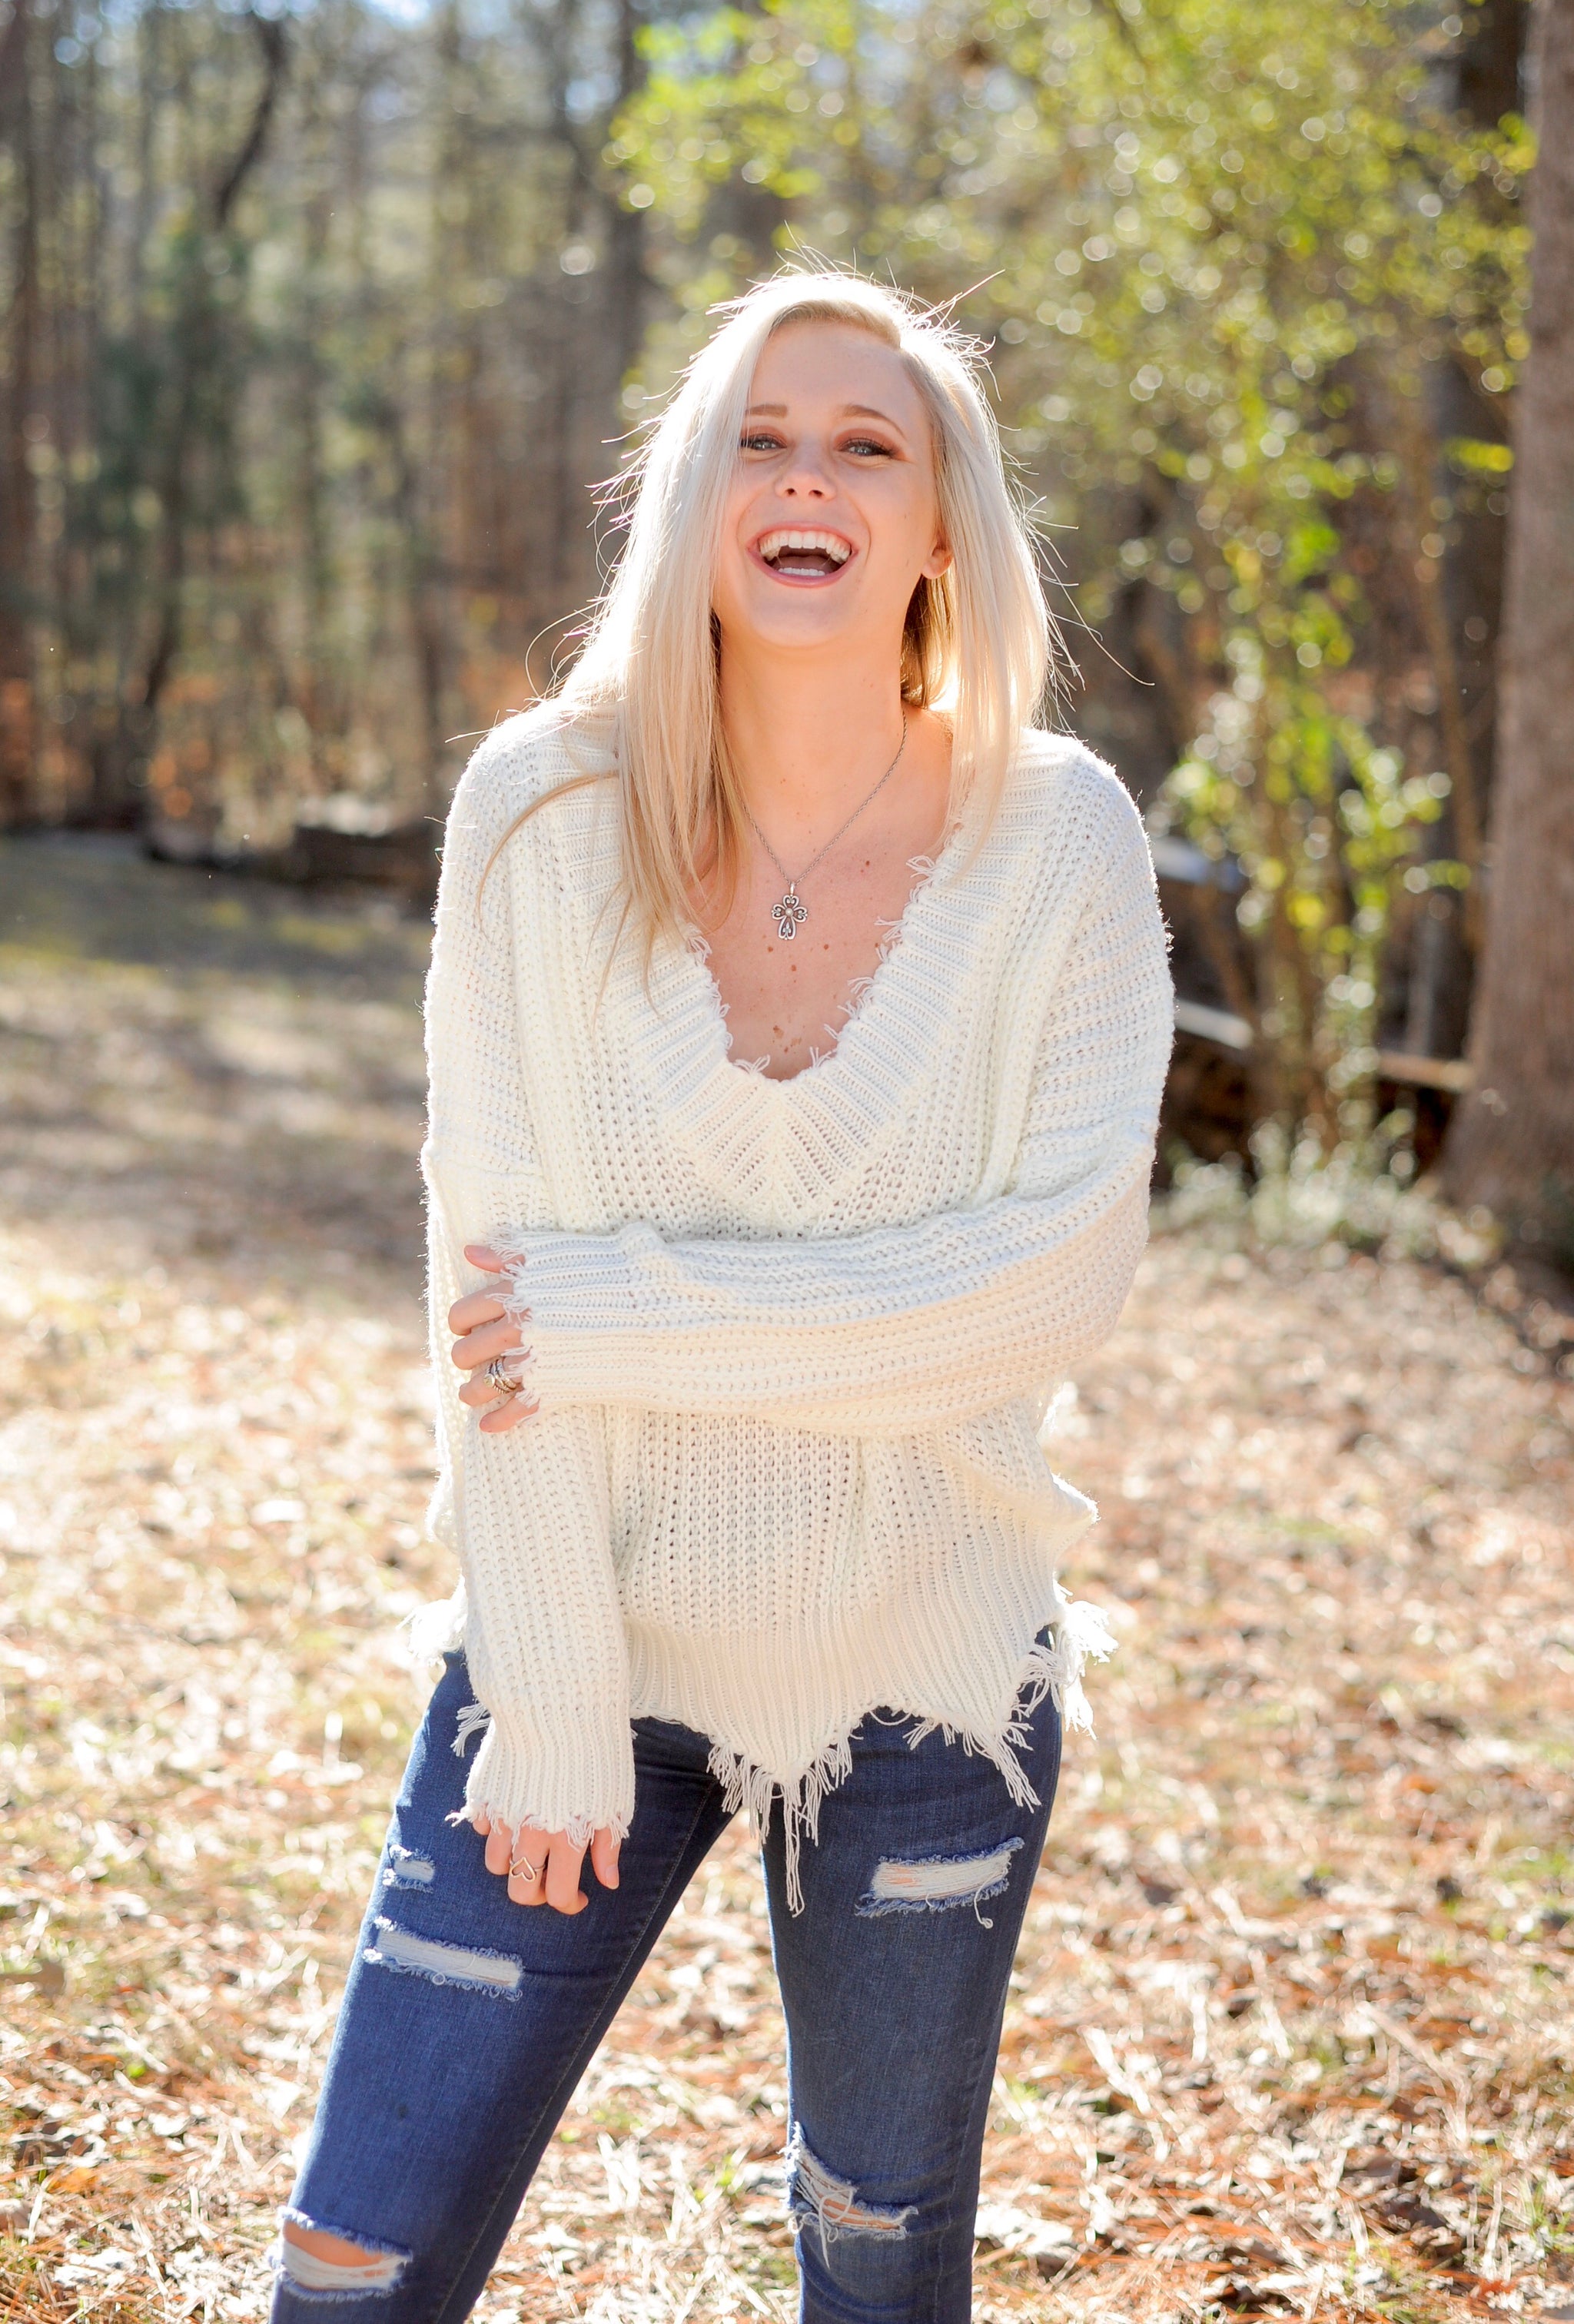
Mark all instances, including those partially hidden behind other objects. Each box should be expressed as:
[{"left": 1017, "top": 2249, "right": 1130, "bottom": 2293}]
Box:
[
  {"left": 1444, "top": 0, "right": 1574, "bottom": 1240},
  {"left": 1392, "top": 0, "right": 1527, "bottom": 1060},
  {"left": 1459, "top": 0, "right": 1528, "bottom": 123},
  {"left": 0, "top": 0, "right": 39, "bottom": 827},
  {"left": 85, "top": 7, "right": 287, "bottom": 827}
]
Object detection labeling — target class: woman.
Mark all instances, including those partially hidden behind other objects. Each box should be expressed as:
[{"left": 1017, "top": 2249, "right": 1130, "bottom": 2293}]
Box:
[{"left": 273, "top": 271, "right": 1172, "bottom": 2322}]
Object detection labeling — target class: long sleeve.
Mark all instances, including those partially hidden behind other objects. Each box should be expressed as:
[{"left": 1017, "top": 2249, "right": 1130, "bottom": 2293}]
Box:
[
  {"left": 421, "top": 733, "right": 634, "bottom": 1841},
  {"left": 501, "top": 785, "right": 1174, "bottom": 1436}
]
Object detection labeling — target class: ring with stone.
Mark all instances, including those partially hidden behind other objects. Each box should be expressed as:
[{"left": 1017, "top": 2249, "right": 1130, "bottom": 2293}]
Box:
[{"left": 486, "top": 1355, "right": 523, "bottom": 1396}]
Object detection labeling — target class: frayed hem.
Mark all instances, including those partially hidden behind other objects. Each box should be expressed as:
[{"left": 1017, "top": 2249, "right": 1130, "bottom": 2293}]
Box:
[
  {"left": 1023, "top": 1589, "right": 1118, "bottom": 1735},
  {"left": 908, "top": 1592, "right": 1116, "bottom": 1758},
  {"left": 708, "top": 1733, "right": 852, "bottom": 1914},
  {"left": 486, "top": 1280, "right": 540, "bottom": 1396},
  {"left": 405, "top": 1588, "right": 467, "bottom": 1662},
  {"left": 441, "top": 1800, "right": 631, "bottom": 1851},
  {"left": 711, "top": 1598, "right": 1114, "bottom": 1914}
]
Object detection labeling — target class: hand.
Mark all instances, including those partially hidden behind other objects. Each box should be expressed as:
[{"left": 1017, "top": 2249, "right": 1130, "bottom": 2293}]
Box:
[
  {"left": 450, "top": 1242, "right": 536, "bottom": 1434},
  {"left": 472, "top": 1810, "right": 621, "bottom": 1913}
]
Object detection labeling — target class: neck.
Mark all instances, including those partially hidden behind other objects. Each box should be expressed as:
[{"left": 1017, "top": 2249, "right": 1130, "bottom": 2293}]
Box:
[{"left": 719, "top": 645, "right": 907, "bottom": 843}]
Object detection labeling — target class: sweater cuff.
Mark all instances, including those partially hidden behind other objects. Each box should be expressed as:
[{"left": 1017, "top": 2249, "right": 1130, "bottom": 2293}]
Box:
[
  {"left": 498, "top": 1234, "right": 649, "bottom": 1406},
  {"left": 503, "top": 1230, "right": 649, "bottom": 1323},
  {"left": 460, "top": 1696, "right": 635, "bottom": 1844}
]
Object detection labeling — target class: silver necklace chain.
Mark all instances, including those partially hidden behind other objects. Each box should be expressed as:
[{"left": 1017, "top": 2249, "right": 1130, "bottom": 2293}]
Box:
[{"left": 742, "top": 714, "right": 908, "bottom": 941}]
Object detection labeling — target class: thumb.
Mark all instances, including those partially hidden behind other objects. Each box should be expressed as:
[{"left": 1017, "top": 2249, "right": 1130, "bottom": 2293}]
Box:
[{"left": 590, "top": 1828, "right": 622, "bottom": 1890}]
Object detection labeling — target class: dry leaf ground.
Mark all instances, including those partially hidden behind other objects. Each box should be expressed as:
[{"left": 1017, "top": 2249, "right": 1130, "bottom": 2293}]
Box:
[{"left": 1, "top": 834, "right": 1570, "bottom": 2324}]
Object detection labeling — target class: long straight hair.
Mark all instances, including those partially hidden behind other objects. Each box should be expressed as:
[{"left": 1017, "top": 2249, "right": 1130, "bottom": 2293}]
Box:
[{"left": 496, "top": 271, "right": 1061, "bottom": 955}]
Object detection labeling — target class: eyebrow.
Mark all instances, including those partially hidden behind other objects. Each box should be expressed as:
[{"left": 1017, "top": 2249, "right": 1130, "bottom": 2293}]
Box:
[{"left": 743, "top": 401, "right": 910, "bottom": 436}]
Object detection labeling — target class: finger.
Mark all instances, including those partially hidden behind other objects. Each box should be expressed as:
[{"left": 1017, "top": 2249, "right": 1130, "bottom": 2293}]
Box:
[
  {"left": 460, "top": 1367, "right": 533, "bottom": 1413},
  {"left": 543, "top": 1835, "right": 588, "bottom": 1916},
  {"left": 451, "top": 1321, "right": 527, "bottom": 1376},
  {"left": 447, "top": 1295, "right": 507, "bottom": 1340},
  {"left": 448, "top": 1284, "right": 509, "bottom": 1328},
  {"left": 460, "top": 1366, "right": 535, "bottom": 1413},
  {"left": 473, "top": 1810, "right": 491, "bottom": 1837},
  {"left": 450, "top": 1318, "right": 526, "bottom": 1376},
  {"left": 589, "top": 1828, "right": 621, "bottom": 1891},
  {"left": 463, "top": 1244, "right": 513, "bottom": 1275},
  {"left": 479, "top": 1394, "right": 540, "bottom": 1433},
  {"left": 506, "top": 1826, "right": 552, "bottom": 1908},
  {"left": 483, "top": 1818, "right": 513, "bottom": 1877}
]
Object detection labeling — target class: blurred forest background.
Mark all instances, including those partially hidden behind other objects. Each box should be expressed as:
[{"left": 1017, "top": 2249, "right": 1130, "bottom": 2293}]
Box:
[
  {"left": 0, "top": 0, "right": 1570, "bottom": 1237},
  {"left": 2, "top": 7, "right": 1573, "bottom": 2317}
]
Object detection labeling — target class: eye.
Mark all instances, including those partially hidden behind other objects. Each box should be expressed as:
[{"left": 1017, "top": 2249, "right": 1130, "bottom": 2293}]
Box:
[
  {"left": 842, "top": 435, "right": 895, "bottom": 459},
  {"left": 740, "top": 430, "right": 784, "bottom": 453}
]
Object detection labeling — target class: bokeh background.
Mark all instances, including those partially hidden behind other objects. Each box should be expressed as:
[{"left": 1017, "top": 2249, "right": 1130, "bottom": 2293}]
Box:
[
  {"left": 2, "top": 2, "right": 1572, "bottom": 2319},
  {"left": 3, "top": 0, "right": 1569, "bottom": 1191}
]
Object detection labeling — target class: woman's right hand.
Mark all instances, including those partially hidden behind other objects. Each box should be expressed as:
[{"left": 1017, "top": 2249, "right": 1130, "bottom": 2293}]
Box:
[
  {"left": 472, "top": 1811, "right": 621, "bottom": 1913},
  {"left": 450, "top": 1243, "right": 536, "bottom": 1434}
]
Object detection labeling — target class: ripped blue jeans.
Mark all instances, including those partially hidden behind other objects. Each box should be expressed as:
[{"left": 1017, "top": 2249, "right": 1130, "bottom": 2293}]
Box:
[{"left": 273, "top": 1649, "right": 1061, "bottom": 2324}]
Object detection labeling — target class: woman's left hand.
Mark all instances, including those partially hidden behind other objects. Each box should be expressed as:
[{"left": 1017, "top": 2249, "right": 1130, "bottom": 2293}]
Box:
[
  {"left": 472, "top": 1810, "right": 620, "bottom": 1913},
  {"left": 450, "top": 1243, "right": 536, "bottom": 1433}
]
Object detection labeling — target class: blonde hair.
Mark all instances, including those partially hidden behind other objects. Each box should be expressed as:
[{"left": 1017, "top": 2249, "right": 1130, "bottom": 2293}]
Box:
[{"left": 500, "top": 270, "right": 1059, "bottom": 954}]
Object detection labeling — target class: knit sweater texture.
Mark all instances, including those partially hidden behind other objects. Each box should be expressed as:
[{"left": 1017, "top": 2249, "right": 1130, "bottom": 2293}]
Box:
[{"left": 414, "top": 709, "right": 1174, "bottom": 1898}]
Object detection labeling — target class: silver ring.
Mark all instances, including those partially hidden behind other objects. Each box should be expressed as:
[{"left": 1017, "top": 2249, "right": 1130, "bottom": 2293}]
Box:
[
  {"left": 509, "top": 1855, "right": 539, "bottom": 1884},
  {"left": 486, "top": 1355, "right": 521, "bottom": 1396}
]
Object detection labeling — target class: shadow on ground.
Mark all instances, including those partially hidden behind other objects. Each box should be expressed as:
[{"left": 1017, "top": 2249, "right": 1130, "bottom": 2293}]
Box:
[
  {"left": 1, "top": 835, "right": 1571, "bottom": 2324},
  {"left": 0, "top": 835, "right": 432, "bottom": 1283}
]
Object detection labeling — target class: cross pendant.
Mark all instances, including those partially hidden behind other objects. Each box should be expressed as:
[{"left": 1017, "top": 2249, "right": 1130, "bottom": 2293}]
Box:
[{"left": 772, "top": 886, "right": 807, "bottom": 940}]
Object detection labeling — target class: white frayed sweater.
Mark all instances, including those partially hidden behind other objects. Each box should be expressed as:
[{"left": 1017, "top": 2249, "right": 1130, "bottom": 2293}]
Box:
[{"left": 415, "top": 710, "right": 1173, "bottom": 1896}]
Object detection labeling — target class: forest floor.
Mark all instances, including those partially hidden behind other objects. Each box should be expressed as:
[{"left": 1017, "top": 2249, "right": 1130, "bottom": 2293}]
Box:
[{"left": 0, "top": 832, "right": 1571, "bottom": 2324}]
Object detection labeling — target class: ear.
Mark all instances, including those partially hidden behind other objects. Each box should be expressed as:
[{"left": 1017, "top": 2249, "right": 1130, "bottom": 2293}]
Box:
[{"left": 921, "top": 530, "right": 954, "bottom": 580}]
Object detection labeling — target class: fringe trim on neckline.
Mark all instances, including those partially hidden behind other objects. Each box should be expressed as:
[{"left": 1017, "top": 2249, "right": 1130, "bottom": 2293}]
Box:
[
  {"left": 709, "top": 1592, "right": 1116, "bottom": 1913},
  {"left": 679, "top": 817, "right": 966, "bottom": 1083}
]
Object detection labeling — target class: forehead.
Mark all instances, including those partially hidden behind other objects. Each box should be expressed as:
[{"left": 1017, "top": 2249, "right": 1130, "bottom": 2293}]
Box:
[{"left": 747, "top": 318, "right": 927, "bottom": 430}]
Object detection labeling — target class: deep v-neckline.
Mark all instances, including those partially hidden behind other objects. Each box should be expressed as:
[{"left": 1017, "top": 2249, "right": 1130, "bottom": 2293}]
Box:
[
  {"left": 684, "top": 804, "right": 971, "bottom": 1089},
  {"left": 582, "top": 755, "right": 1044, "bottom": 1227}
]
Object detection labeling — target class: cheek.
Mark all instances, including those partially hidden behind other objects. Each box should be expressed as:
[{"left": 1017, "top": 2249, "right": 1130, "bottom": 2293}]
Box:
[
  {"left": 711, "top": 516, "right": 755, "bottom": 611},
  {"left": 868, "top": 488, "right": 941, "bottom": 582},
  {"left": 717, "top": 486, "right": 771, "bottom": 573},
  {"left": 859, "top": 461, "right": 936, "bottom": 538}
]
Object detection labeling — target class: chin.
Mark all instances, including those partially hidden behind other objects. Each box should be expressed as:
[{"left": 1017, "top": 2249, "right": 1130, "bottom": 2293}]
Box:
[{"left": 722, "top": 591, "right": 867, "bottom": 657}]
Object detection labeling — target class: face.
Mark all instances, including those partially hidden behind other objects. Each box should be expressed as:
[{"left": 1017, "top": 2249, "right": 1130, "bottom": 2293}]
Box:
[{"left": 711, "top": 319, "right": 952, "bottom": 670}]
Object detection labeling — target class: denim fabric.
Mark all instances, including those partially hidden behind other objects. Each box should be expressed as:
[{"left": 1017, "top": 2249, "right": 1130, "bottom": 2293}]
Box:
[{"left": 272, "top": 1651, "right": 1061, "bottom": 2324}]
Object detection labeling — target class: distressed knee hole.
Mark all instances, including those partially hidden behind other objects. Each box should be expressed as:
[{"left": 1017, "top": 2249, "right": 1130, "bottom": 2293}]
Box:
[
  {"left": 362, "top": 1916, "right": 522, "bottom": 1998},
  {"left": 278, "top": 2214, "right": 409, "bottom": 2298},
  {"left": 787, "top": 2131, "right": 915, "bottom": 2243},
  {"left": 855, "top": 1836, "right": 1023, "bottom": 1926},
  {"left": 382, "top": 1846, "right": 434, "bottom": 1893}
]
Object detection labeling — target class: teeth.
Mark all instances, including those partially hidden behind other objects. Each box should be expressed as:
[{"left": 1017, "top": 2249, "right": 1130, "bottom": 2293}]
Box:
[{"left": 759, "top": 530, "right": 852, "bottom": 565}]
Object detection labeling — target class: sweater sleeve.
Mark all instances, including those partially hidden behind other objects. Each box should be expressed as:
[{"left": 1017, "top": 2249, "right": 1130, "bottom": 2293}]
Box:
[
  {"left": 503, "top": 786, "right": 1174, "bottom": 1436},
  {"left": 421, "top": 730, "right": 634, "bottom": 1843}
]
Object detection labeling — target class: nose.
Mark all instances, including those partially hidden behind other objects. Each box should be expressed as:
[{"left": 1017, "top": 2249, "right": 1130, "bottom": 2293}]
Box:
[{"left": 775, "top": 439, "right": 834, "bottom": 500}]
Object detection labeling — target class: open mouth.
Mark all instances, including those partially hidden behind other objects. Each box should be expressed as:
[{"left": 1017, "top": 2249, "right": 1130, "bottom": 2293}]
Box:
[{"left": 755, "top": 528, "right": 854, "bottom": 580}]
